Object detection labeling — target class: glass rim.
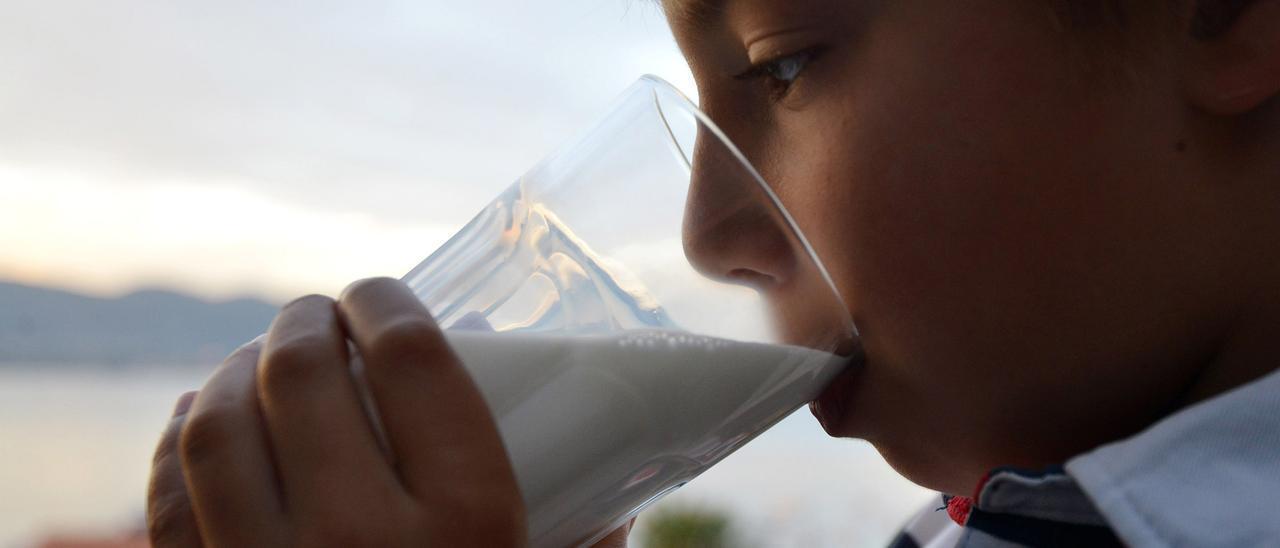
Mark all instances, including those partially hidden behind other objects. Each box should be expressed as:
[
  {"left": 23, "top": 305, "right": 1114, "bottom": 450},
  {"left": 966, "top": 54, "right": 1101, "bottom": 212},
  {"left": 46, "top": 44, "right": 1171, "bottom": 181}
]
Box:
[{"left": 639, "top": 73, "right": 857, "bottom": 339}]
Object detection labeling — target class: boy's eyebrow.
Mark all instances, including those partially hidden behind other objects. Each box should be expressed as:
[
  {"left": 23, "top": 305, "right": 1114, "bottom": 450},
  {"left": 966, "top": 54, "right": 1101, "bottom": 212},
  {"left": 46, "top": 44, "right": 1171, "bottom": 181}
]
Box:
[{"left": 662, "top": 0, "right": 727, "bottom": 30}]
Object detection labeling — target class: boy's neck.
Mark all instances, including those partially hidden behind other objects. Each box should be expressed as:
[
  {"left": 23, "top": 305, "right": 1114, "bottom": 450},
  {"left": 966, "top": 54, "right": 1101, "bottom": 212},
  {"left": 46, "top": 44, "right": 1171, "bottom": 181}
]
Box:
[
  {"left": 1173, "top": 100, "right": 1280, "bottom": 409},
  {"left": 1175, "top": 298, "right": 1280, "bottom": 409}
]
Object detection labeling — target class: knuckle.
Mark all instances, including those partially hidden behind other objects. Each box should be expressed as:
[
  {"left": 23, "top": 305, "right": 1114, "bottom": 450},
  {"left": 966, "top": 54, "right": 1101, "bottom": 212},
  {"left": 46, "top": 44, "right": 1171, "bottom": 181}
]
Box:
[
  {"left": 260, "top": 335, "right": 332, "bottom": 393},
  {"left": 297, "top": 491, "right": 416, "bottom": 548},
  {"left": 281, "top": 293, "right": 335, "bottom": 313},
  {"left": 146, "top": 491, "right": 193, "bottom": 547},
  {"left": 432, "top": 488, "right": 526, "bottom": 543},
  {"left": 483, "top": 501, "right": 526, "bottom": 543},
  {"left": 339, "top": 276, "right": 400, "bottom": 303},
  {"left": 151, "top": 417, "right": 184, "bottom": 468},
  {"left": 367, "top": 316, "right": 447, "bottom": 362},
  {"left": 225, "top": 338, "right": 263, "bottom": 364},
  {"left": 178, "top": 406, "right": 235, "bottom": 468},
  {"left": 301, "top": 523, "right": 391, "bottom": 548}
]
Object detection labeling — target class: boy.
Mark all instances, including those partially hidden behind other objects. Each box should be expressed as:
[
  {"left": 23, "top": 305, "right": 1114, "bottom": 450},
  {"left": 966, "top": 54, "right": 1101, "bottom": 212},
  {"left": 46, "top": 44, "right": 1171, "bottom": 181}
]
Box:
[{"left": 147, "top": 0, "right": 1280, "bottom": 545}]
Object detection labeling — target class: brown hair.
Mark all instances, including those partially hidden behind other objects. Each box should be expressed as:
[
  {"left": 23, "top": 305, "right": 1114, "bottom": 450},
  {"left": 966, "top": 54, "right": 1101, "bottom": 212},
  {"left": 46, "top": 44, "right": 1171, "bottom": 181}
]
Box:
[
  {"left": 661, "top": 0, "right": 1256, "bottom": 39},
  {"left": 1190, "top": 0, "right": 1256, "bottom": 38},
  {"left": 1060, "top": 0, "right": 1257, "bottom": 38}
]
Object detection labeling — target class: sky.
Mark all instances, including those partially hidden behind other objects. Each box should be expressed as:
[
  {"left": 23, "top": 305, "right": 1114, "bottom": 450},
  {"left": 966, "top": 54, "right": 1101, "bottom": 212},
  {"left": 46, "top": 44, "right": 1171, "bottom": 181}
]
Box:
[
  {"left": 0, "top": 9, "right": 941, "bottom": 544},
  {"left": 0, "top": 0, "right": 695, "bottom": 303}
]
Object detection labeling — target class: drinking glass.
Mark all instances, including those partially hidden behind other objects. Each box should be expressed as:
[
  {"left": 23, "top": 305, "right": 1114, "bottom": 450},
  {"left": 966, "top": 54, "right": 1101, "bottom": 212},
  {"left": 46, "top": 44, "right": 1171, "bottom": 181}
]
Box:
[{"left": 281, "top": 75, "right": 859, "bottom": 547}]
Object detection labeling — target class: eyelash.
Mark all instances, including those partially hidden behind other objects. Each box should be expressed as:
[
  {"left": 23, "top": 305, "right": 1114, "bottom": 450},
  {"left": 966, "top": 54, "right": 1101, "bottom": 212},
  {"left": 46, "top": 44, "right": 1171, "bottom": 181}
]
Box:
[{"left": 735, "top": 46, "right": 826, "bottom": 101}]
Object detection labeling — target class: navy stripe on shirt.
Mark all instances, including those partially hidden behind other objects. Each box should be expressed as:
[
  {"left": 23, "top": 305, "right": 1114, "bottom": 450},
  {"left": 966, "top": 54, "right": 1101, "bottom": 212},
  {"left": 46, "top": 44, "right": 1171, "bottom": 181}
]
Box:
[
  {"left": 964, "top": 506, "right": 1123, "bottom": 547},
  {"left": 886, "top": 530, "right": 922, "bottom": 548}
]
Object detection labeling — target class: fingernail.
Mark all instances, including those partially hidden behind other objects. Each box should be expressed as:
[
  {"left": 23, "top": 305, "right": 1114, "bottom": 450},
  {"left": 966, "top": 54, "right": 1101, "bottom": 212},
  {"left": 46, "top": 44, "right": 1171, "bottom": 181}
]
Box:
[
  {"left": 172, "top": 391, "right": 198, "bottom": 417},
  {"left": 233, "top": 334, "right": 266, "bottom": 355}
]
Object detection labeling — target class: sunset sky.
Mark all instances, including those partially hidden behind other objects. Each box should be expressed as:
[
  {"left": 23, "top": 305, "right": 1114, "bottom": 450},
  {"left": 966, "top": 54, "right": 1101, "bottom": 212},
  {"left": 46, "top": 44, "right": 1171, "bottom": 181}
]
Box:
[{"left": 0, "top": 1, "right": 694, "bottom": 303}]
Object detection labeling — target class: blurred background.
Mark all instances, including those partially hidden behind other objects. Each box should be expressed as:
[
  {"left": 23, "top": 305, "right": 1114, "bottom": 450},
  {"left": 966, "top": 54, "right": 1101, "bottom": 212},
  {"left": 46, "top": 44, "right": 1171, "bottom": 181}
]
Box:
[{"left": 0, "top": 1, "right": 932, "bottom": 546}]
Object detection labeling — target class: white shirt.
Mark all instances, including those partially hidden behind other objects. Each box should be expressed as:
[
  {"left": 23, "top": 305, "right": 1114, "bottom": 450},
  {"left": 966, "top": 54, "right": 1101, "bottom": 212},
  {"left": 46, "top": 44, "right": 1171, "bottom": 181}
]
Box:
[
  {"left": 893, "top": 367, "right": 1280, "bottom": 547},
  {"left": 1067, "top": 366, "right": 1280, "bottom": 546}
]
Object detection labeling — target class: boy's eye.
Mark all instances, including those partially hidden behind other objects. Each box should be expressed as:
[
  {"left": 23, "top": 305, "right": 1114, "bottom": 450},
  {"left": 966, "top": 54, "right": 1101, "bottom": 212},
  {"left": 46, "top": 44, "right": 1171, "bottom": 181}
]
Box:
[
  {"left": 735, "top": 46, "right": 825, "bottom": 102},
  {"left": 764, "top": 53, "right": 809, "bottom": 83}
]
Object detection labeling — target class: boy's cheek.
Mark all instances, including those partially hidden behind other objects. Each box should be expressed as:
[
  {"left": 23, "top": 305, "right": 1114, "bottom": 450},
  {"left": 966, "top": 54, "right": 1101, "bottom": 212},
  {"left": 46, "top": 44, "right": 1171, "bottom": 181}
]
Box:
[
  {"left": 774, "top": 5, "right": 1123, "bottom": 452},
  {"left": 722, "top": 0, "right": 1236, "bottom": 494}
]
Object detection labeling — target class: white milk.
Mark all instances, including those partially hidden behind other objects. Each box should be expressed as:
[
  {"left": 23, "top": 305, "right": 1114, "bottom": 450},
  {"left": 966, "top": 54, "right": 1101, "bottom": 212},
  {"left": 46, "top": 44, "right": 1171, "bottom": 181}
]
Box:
[{"left": 437, "top": 329, "right": 847, "bottom": 548}]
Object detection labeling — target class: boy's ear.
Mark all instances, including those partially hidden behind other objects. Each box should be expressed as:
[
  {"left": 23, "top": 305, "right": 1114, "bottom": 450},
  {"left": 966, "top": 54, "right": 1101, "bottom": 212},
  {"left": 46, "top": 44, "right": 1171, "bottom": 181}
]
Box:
[{"left": 1183, "top": 0, "right": 1280, "bottom": 115}]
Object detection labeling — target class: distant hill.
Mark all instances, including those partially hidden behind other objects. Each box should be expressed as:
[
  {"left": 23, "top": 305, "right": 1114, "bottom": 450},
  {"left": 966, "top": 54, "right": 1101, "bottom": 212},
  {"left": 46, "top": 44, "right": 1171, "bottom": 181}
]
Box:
[{"left": 0, "top": 281, "right": 279, "bottom": 366}]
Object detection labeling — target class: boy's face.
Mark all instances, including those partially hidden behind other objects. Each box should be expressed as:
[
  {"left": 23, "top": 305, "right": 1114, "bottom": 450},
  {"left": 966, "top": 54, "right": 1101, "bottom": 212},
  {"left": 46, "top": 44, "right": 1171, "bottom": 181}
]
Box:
[{"left": 668, "top": 0, "right": 1236, "bottom": 494}]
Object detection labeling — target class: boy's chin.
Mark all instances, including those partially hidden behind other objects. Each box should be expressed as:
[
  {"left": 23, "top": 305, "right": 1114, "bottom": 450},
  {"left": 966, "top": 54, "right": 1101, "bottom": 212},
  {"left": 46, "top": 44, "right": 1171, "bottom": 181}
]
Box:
[{"left": 809, "top": 360, "right": 864, "bottom": 437}]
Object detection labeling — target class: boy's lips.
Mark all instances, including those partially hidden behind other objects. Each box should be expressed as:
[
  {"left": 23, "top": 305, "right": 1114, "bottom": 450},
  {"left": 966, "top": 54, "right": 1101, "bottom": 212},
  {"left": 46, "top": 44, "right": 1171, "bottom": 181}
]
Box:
[{"left": 810, "top": 347, "right": 866, "bottom": 436}]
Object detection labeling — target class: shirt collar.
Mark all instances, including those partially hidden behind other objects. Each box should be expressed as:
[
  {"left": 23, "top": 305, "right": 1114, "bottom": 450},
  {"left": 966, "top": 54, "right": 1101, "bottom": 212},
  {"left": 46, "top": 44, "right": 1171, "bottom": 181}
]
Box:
[{"left": 1065, "top": 367, "right": 1280, "bottom": 547}]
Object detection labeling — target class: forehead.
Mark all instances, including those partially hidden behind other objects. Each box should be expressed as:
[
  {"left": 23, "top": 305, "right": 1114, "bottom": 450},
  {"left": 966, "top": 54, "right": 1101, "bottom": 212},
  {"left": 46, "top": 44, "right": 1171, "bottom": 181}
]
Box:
[
  {"left": 663, "top": 0, "right": 836, "bottom": 35},
  {"left": 661, "top": 0, "right": 727, "bottom": 29}
]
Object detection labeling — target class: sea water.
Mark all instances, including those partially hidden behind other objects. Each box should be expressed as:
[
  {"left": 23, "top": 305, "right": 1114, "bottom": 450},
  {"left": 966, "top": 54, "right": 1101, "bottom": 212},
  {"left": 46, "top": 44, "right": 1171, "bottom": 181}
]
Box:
[{"left": 431, "top": 330, "right": 846, "bottom": 547}]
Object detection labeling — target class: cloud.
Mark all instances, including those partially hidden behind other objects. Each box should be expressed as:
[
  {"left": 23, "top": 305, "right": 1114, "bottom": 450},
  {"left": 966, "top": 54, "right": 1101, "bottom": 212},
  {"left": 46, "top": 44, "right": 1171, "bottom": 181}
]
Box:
[
  {"left": 0, "top": 1, "right": 693, "bottom": 217},
  {"left": 0, "top": 1, "right": 694, "bottom": 298},
  {"left": 0, "top": 165, "right": 456, "bottom": 301}
]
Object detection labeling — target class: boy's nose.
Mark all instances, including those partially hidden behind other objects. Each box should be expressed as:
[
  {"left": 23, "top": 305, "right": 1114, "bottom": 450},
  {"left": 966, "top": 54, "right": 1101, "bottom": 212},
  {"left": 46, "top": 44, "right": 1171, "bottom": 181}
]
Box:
[{"left": 681, "top": 130, "right": 799, "bottom": 290}]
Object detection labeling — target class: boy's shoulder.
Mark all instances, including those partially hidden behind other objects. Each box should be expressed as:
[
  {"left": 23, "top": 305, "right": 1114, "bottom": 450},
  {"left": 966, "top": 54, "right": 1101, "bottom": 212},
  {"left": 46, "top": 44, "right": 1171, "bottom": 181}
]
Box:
[{"left": 892, "top": 367, "right": 1280, "bottom": 548}]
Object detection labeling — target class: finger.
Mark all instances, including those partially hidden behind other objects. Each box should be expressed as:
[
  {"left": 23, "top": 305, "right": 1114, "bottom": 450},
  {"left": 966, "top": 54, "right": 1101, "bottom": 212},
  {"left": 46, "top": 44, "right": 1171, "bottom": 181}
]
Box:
[
  {"left": 257, "top": 295, "right": 397, "bottom": 508},
  {"left": 181, "top": 342, "right": 286, "bottom": 547},
  {"left": 336, "top": 279, "right": 522, "bottom": 516},
  {"left": 148, "top": 392, "right": 203, "bottom": 548}
]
